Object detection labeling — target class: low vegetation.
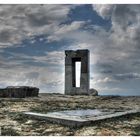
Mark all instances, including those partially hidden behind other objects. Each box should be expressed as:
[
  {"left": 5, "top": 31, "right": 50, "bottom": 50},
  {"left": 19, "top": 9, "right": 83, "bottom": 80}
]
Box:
[{"left": 0, "top": 94, "right": 140, "bottom": 136}]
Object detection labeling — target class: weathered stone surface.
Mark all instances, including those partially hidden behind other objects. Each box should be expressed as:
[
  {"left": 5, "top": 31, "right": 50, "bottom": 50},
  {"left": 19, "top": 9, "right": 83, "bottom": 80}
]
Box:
[
  {"left": 65, "top": 49, "right": 90, "bottom": 95},
  {"left": 0, "top": 86, "right": 39, "bottom": 98},
  {"left": 0, "top": 89, "right": 9, "bottom": 97},
  {"left": 89, "top": 88, "right": 98, "bottom": 96},
  {"left": 24, "top": 109, "right": 140, "bottom": 128}
]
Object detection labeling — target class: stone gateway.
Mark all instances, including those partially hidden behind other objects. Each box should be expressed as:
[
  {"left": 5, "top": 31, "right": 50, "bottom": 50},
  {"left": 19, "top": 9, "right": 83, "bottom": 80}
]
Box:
[{"left": 65, "top": 49, "right": 90, "bottom": 95}]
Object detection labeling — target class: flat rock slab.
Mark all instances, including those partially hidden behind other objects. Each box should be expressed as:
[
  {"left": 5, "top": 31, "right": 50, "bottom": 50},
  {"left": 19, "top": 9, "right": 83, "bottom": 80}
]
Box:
[{"left": 23, "top": 109, "right": 140, "bottom": 127}]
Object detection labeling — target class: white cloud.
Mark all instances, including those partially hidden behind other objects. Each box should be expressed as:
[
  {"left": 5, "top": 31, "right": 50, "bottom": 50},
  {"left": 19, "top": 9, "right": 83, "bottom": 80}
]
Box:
[
  {"left": 34, "top": 51, "right": 65, "bottom": 65},
  {"left": 98, "top": 86, "right": 123, "bottom": 93},
  {"left": 92, "top": 4, "right": 114, "bottom": 19},
  {"left": 0, "top": 49, "right": 65, "bottom": 67},
  {"left": 47, "top": 21, "right": 86, "bottom": 42},
  {"left": 92, "top": 77, "right": 115, "bottom": 85},
  {"left": 0, "top": 64, "right": 64, "bottom": 93}
]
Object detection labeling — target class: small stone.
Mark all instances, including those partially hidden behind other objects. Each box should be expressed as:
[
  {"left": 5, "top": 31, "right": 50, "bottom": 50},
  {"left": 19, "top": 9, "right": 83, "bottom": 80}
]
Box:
[
  {"left": 89, "top": 88, "right": 98, "bottom": 96},
  {"left": 25, "top": 120, "right": 33, "bottom": 125}
]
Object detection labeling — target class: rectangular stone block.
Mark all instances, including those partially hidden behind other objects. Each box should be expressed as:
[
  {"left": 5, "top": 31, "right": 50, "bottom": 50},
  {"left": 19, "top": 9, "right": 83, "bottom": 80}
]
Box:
[
  {"left": 65, "top": 49, "right": 90, "bottom": 95},
  {"left": 24, "top": 109, "right": 140, "bottom": 128}
]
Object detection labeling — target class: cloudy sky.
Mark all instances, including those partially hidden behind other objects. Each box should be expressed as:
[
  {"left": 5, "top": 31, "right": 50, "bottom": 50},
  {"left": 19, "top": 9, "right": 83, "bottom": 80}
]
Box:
[{"left": 0, "top": 4, "right": 140, "bottom": 96}]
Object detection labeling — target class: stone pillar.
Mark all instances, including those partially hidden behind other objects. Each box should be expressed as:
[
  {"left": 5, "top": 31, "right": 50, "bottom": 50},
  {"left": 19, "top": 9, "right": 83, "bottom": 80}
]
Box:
[{"left": 65, "top": 49, "right": 90, "bottom": 95}]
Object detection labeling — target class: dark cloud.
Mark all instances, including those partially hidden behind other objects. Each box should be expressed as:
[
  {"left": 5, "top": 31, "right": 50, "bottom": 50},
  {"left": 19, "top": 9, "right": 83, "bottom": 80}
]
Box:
[
  {"left": 100, "top": 70, "right": 113, "bottom": 74},
  {"left": 27, "top": 13, "right": 50, "bottom": 27},
  {"left": 112, "top": 5, "right": 137, "bottom": 29},
  {"left": 0, "top": 5, "right": 73, "bottom": 48},
  {"left": 26, "top": 72, "right": 39, "bottom": 79},
  {"left": 114, "top": 73, "right": 140, "bottom": 81}
]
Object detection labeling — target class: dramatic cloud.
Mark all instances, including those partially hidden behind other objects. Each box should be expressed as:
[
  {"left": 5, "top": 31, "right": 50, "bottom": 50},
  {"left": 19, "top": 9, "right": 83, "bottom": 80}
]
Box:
[
  {"left": 0, "top": 4, "right": 140, "bottom": 95},
  {"left": 0, "top": 5, "right": 73, "bottom": 48},
  {"left": 91, "top": 4, "right": 140, "bottom": 95},
  {"left": 0, "top": 64, "right": 64, "bottom": 93}
]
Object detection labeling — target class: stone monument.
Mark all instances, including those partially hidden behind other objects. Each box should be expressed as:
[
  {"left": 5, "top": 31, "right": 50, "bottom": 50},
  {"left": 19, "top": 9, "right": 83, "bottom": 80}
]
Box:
[{"left": 65, "top": 49, "right": 90, "bottom": 95}]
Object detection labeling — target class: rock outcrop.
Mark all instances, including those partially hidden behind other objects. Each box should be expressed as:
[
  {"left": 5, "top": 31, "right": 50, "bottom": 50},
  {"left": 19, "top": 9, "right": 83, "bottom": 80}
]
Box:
[
  {"left": 89, "top": 88, "right": 98, "bottom": 96},
  {"left": 0, "top": 86, "right": 39, "bottom": 98}
]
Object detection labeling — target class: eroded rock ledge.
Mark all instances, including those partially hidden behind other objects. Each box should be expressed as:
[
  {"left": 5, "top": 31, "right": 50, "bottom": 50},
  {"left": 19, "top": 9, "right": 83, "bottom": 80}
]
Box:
[{"left": 0, "top": 86, "right": 39, "bottom": 98}]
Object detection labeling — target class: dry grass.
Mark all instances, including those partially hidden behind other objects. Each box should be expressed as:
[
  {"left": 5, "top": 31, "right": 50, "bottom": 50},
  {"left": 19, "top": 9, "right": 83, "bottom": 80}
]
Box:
[{"left": 0, "top": 94, "right": 140, "bottom": 136}]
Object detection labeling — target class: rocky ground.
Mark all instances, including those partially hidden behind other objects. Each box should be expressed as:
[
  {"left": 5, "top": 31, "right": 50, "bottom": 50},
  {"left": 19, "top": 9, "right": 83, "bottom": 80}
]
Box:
[{"left": 0, "top": 94, "right": 140, "bottom": 136}]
